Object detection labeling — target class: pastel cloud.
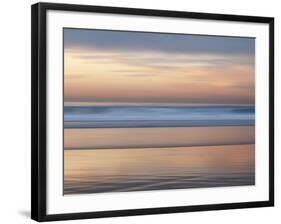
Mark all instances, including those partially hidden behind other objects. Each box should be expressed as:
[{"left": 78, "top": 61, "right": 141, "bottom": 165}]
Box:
[{"left": 64, "top": 28, "right": 255, "bottom": 105}]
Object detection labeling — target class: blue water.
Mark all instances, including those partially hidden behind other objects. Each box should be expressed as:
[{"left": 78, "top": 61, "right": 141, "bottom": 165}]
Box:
[{"left": 64, "top": 105, "right": 255, "bottom": 128}]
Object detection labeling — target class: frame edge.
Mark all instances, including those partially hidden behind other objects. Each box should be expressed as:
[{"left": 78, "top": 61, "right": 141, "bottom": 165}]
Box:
[
  {"left": 31, "top": 3, "right": 40, "bottom": 221},
  {"left": 31, "top": 2, "right": 48, "bottom": 222},
  {"left": 268, "top": 17, "right": 274, "bottom": 206},
  {"left": 37, "top": 2, "right": 273, "bottom": 23}
]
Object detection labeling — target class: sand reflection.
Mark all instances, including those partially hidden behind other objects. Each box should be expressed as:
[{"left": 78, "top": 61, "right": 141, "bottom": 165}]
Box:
[{"left": 64, "top": 144, "right": 254, "bottom": 194}]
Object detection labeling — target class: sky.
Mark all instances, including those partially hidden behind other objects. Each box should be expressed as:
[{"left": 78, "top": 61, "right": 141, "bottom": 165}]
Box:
[{"left": 64, "top": 28, "right": 255, "bottom": 105}]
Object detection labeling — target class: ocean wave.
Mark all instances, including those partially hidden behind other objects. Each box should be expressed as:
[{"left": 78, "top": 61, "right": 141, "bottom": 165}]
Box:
[{"left": 64, "top": 105, "right": 255, "bottom": 128}]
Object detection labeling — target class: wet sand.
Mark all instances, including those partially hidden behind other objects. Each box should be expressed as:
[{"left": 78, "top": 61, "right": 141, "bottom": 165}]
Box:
[
  {"left": 64, "top": 126, "right": 254, "bottom": 150},
  {"left": 64, "top": 144, "right": 255, "bottom": 195}
]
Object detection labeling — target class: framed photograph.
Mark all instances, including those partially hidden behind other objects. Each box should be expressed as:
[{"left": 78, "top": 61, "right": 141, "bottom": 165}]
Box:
[{"left": 31, "top": 2, "right": 274, "bottom": 222}]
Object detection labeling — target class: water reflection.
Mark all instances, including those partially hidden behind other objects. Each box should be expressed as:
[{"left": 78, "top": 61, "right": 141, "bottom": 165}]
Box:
[{"left": 64, "top": 144, "right": 255, "bottom": 194}]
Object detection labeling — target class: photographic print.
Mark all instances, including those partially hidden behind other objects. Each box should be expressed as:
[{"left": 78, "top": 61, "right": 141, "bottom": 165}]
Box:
[
  {"left": 63, "top": 28, "right": 255, "bottom": 195},
  {"left": 32, "top": 3, "right": 274, "bottom": 221}
]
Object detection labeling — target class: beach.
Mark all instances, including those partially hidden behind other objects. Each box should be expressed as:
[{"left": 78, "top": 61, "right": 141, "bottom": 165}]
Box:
[
  {"left": 64, "top": 143, "right": 255, "bottom": 194},
  {"left": 63, "top": 105, "right": 255, "bottom": 194},
  {"left": 64, "top": 126, "right": 254, "bottom": 150},
  {"left": 64, "top": 124, "right": 255, "bottom": 195}
]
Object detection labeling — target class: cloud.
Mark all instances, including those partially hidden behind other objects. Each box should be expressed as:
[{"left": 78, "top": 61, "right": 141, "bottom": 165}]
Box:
[
  {"left": 63, "top": 29, "right": 255, "bottom": 105},
  {"left": 66, "top": 47, "right": 254, "bottom": 77},
  {"left": 64, "top": 28, "right": 255, "bottom": 56}
]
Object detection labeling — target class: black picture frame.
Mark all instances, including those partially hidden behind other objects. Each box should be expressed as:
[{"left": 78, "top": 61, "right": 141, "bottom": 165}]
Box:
[{"left": 31, "top": 2, "right": 274, "bottom": 222}]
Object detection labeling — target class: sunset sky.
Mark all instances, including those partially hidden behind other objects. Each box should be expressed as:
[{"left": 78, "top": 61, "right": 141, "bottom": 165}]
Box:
[{"left": 64, "top": 28, "right": 255, "bottom": 105}]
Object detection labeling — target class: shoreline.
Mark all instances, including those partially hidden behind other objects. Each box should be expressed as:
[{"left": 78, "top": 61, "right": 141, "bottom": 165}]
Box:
[
  {"left": 64, "top": 142, "right": 255, "bottom": 150},
  {"left": 64, "top": 126, "right": 255, "bottom": 150}
]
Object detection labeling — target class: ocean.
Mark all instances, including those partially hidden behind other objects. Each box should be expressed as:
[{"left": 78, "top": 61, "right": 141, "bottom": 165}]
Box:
[{"left": 64, "top": 105, "right": 254, "bottom": 128}]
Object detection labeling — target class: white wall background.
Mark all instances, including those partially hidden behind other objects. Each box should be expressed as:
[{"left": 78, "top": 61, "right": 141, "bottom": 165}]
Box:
[{"left": 0, "top": 0, "right": 279, "bottom": 223}]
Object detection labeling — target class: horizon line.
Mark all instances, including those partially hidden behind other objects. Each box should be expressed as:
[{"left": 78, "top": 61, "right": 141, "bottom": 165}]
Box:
[{"left": 64, "top": 101, "right": 255, "bottom": 106}]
